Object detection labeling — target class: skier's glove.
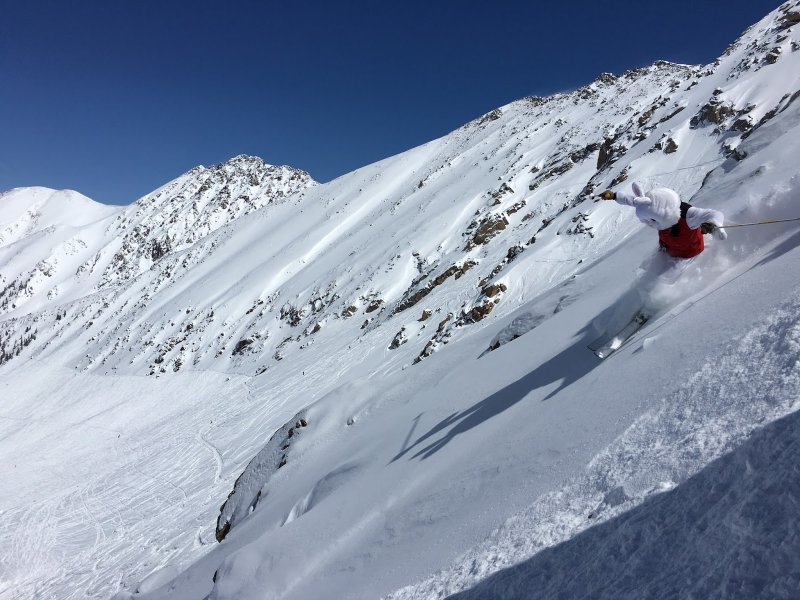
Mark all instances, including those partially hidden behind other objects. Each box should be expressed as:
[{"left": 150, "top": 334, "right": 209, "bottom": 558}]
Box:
[
  {"left": 598, "top": 190, "right": 616, "bottom": 201},
  {"left": 701, "top": 222, "right": 728, "bottom": 240}
]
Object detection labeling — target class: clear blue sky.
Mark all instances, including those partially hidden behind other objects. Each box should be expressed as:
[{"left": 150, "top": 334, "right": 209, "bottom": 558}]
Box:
[{"left": 0, "top": 0, "right": 781, "bottom": 205}]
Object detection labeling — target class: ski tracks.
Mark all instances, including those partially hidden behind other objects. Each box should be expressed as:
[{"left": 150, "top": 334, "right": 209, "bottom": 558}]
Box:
[{"left": 197, "top": 427, "right": 224, "bottom": 484}]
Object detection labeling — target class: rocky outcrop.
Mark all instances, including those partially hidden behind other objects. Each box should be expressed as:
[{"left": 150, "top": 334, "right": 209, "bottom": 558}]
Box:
[
  {"left": 481, "top": 283, "right": 507, "bottom": 298},
  {"left": 414, "top": 314, "right": 453, "bottom": 364},
  {"left": 596, "top": 137, "right": 626, "bottom": 171},
  {"left": 465, "top": 215, "right": 509, "bottom": 250},
  {"left": 216, "top": 413, "right": 310, "bottom": 542},
  {"left": 388, "top": 328, "right": 407, "bottom": 350},
  {"left": 690, "top": 98, "right": 735, "bottom": 127},
  {"left": 663, "top": 138, "right": 679, "bottom": 154},
  {"left": 394, "top": 261, "right": 476, "bottom": 315},
  {"left": 365, "top": 299, "right": 384, "bottom": 313},
  {"left": 232, "top": 339, "right": 254, "bottom": 355},
  {"left": 765, "top": 47, "right": 782, "bottom": 64},
  {"left": 565, "top": 212, "right": 594, "bottom": 237},
  {"left": 529, "top": 160, "right": 575, "bottom": 191}
]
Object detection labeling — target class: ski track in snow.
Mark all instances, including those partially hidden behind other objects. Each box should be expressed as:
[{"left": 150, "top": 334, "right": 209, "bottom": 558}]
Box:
[{"left": 197, "top": 427, "right": 224, "bottom": 485}]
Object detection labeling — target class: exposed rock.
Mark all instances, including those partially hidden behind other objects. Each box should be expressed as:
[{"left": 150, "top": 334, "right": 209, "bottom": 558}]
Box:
[
  {"left": 765, "top": 47, "right": 782, "bottom": 64},
  {"left": 215, "top": 410, "right": 310, "bottom": 542},
  {"left": 663, "top": 138, "right": 679, "bottom": 154},
  {"left": 150, "top": 238, "right": 171, "bottom": 261},
  {"left": 490, "top": 183, "right": 515, "bottom": 202},
  {"left": 778, "top": 10, "right": 800, "bottom": 30},
  {"left": 482, "top": 283, "right": 507, "bottom": 298},
  {"left": 414, "top": 314, "right": 454, "bottom": 364},
  {"left": 389, "top": 328, "right": 407, "bottom": 350},
  {"left": 576, "top": 181, "right": 596, "bottom": 203},
  {"left": 610, "top": 167, "right": 629, "bottom": 187},
  {"left": 742, "top": 94, "right": 791, "bottom": 140},
  {"left": 506, "top": 245, "right": 524, "bottom": 262},
  {"left": 690, "top": 100, "right": 734, "bottom": 128},
  {"left": 454, "top": 260, "right": 477, "bottom": 279},
  {"left": 596, "top": 137, "right": 625, "bottom": 170},
  {"left": 732, "top": 116, "right": 753, "bottom": 132},
  {"left": 365, "top": 300, "right": 384, "bottom": 313},
  {"left": 529, "top": 160, "right": 574, "bottom": 191},
  {"left": 570, "top": 143, "right": 600, "bottom": 163},
  {"left": 232, "top": 339, "right": 253, "bottom": 355},
  {"left": 729, "top": 146, "right": 748, "bottom": 161},
  {"left": 280, "top": 304, "right": 306, "bottom": 327},
  {"left": 272, "top": 336, "right": 294, "bottom": 361},
  {"left": 656, "top": 105, "right": 685, "bottom": 125},
  {"left": 638, "top": 106, "right": 657, "bottom": 126},
  {"left": 419, "top": 309, "right": 432, "bottom": 321},
  {"left": 595, "top": 72, "right": 618, "bottom": 85},
  {"left": 506, "top": 200, "right": 527, "bottom": 215},
  {"left": 395, "top": 261, "right": 475, "bottom": 314},
  {"left": 467, "top": 300, "right": 496, "bottom": 323},
  {"left": 566, "top": 212, "right": 594, "bottom": 237},
  {"left": 472, "top": 108, "right": 502, "bottom": 127},
  {"left": 100, "top": 157, "right": 315, "bottom": 289},
  {"left": 341, "top": 305, "right": 358, "bottom": 318},
  {"left": 465, "top": 214, "right": 509, "bottom": 250},
  {"left": 537, "top": 216, "right": 555, "bottom": 233}
]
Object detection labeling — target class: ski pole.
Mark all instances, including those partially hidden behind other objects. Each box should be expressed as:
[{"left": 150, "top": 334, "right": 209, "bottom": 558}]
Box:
[{"left": 724, "top": 217, "right": 800, "bottom": 229}]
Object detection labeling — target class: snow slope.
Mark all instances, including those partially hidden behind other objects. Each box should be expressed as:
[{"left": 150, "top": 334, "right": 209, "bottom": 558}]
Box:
[{"left": 1, "top": 3, "right": 800, "bottom": 599}]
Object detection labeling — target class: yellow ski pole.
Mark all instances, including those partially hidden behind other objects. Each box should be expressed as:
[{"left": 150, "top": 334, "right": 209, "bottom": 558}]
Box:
[{"left": 724, "top": 217, "right": 800, "bottom": 229}]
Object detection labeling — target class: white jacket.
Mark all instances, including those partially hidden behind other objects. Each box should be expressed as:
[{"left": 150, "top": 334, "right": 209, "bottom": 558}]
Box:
[{"left": 615, "top": 183, "right": 726, "bottom": 239}]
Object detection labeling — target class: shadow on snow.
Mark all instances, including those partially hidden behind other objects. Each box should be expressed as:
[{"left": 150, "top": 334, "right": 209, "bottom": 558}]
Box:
[
  {"left": 392, "top": 323, "right": 602, "bottom": 462},
  {"left": 444, "top": 409, "right": 800, "bottom": 600}
]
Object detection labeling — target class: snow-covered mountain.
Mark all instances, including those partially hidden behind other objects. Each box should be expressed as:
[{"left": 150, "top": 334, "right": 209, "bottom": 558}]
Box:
[{"left": 1, "top": 3, "right": 800, "bottom": 599}]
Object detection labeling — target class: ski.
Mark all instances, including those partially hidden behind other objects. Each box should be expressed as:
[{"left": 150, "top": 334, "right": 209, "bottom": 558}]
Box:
[{"left": 589, "top": 311, "right": 650, "bottom": 359}]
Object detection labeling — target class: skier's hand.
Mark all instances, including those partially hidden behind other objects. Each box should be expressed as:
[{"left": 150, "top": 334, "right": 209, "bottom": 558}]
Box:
[
  {"left": 701, "top": 222, "right": 727, "bottom": 240},
  {"left": 598, "top": 190, "right": 616, "bottom": 201}
]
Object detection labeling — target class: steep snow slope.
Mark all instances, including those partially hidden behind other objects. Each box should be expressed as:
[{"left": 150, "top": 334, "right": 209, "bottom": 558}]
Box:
[
  {"left": 1, "top": 3, "right": 799, "bottom": 599},
  {"left": 137, "top": 95, "right": 800, "bottom": 600}
]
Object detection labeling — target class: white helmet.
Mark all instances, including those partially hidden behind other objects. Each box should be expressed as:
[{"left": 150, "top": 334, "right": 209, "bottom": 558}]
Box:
[{"left": 630, "top": 182, "right": 681, "bottom": 230}]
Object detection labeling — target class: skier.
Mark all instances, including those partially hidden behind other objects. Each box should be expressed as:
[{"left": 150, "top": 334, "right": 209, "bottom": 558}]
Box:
[
  {"left": 589, "top": 182, "right": 727, "bottom": 357},
  {"left": 598, "top": 182, "right": 727, "bottom": 257}
]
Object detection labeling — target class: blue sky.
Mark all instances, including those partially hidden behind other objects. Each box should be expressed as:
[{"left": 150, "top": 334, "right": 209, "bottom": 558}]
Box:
[{"left": 0, "top": 0, "right": 782, "bottom": 205}]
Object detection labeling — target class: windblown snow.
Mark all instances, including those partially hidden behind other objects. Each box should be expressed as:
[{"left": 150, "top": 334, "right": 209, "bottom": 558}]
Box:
[{"left": 1, "top": 4, "right": 800, "bottom": 599}]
